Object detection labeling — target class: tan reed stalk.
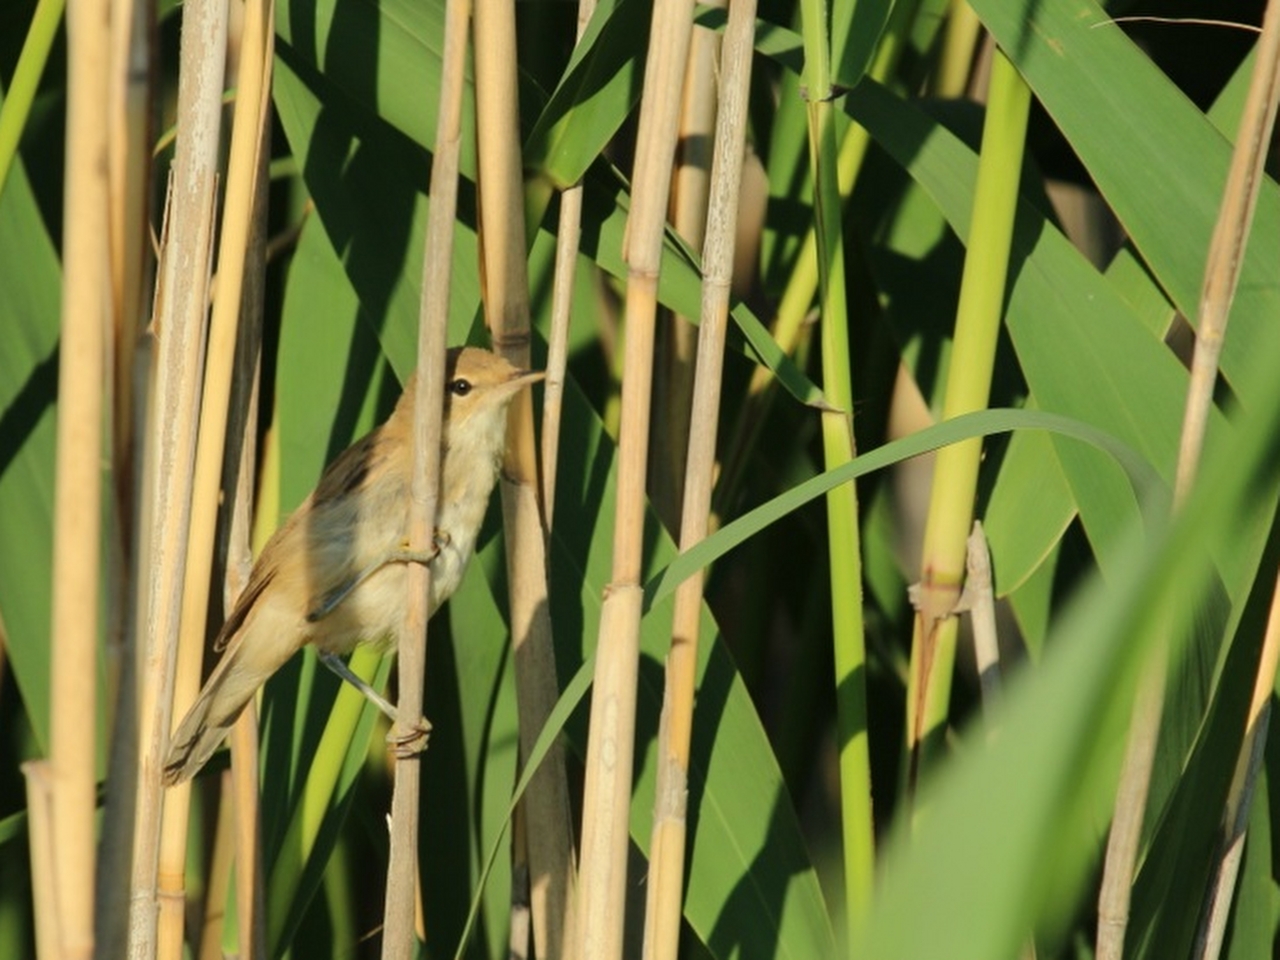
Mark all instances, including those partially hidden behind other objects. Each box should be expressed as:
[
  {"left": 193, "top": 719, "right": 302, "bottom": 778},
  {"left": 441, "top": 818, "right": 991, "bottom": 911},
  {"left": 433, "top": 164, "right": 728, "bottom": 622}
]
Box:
[
  {"left": 575, "top": 1, "right": 695, "bottom": 956},
  {"left": 378, "top": 0, "right": 468, "bottom": 954},
  {"left": 472, "top": 3, "right": 581, "bottom": 957},
  {"left": 126, "top": 0, "right": 227, "bottom": 955},
  {"left": 1194, "top": 568, "right": 1280, "bottom": 959},
  {"left": 640, "top": 1, "right": 756, "bottom": 956},
  {"left": 476, "top": 1, "right": 581, "bottom": 957},
  {"left": 21, "top": 761, "right": 56, "bottom": 958},
  {"left": 540, "top": 192, "right": 580, "bottom": 530},
  {"left": 226, "top": 52, "right": 271, "bottom": 960},
  {"left": 44, "top": 0, "right": 111, "bottom": 952},
  {"left": 96, "top": 3, "right": 153, "bottom": 952},
  {"left": 964, "top": 521, "right": 1001, "bottom": 711},
  {"left": 228, "top": 661, "right": 265, "bottom": 960},
  {"left": 106, "top": 0, "right": 152, "bottom": 534},
  {"left": 197, "top": 771, "right": 235, "bottom": 960},
  {"left": 509, "top": 806, "right": 532, "bottom": 957},
  {"left": 1098, "top": 2, "right": 1280, "bottom": 956},
  {"left": 540, "top": 0, "right": 597, "bottom": 527},
  {"left": 158, "top": 2, "right": 272, "bottom": 953},
  {"left": 649, "top": 0, "right": 727, "bottom": 534}
]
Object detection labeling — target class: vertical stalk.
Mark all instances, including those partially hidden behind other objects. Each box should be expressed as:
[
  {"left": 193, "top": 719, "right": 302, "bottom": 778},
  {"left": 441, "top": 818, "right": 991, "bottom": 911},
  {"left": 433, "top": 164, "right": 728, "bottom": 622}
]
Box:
[
  {"left": 540, "top": 0, "right": 596, "bottom": 527},
  {"left": 905, "top": 48, "right": 1029, "bottom": 790},
  {"left": 650, "top": 0, "right": 726, "bottom": 534},
  {"left": 715, "top": 0, "right": 919, "bottom": 520},
  {"left": 224, "top": 24, "right": 272, "bottom": 958},
  {"left": 1102, "top": 1, "right": 1280, "bottom": 955},
  {"left": 640, "top": 0, "right": 756, "bottom": 956},
  {"left": 47, "top": 0, "right": 111, "bottom": 953},
  {"left": 22, "top": 764, "right": 57, "bottom": 958},
  {"left": 127, "top": 0, "right": 226, "bottom": 955},
  {"left": 473, "top": 0, "right": 581, "bottom": 956},
  {"left": 159, "top": 0, "right": 273, "bottom": 952},
  {"left": 97, "top": 0, "right": 152, "bottom": 949},
  {"left": 575, "top": 0, "right": 694, "bottom": 955},
  {"left": 380, "top": 0, "right": 470, "bottom": 953},
  {"left": 1194, "top": 570, "right": 1280, "bottom": 960},
  {"left": 0, "top": 0, "right": 65, "bottom": 196},
  {"left": 934, "top": 0, "right": 983, "bottom": 98},
  {"left": 797, "top": 0, "right": 875, "bottom": 934}
]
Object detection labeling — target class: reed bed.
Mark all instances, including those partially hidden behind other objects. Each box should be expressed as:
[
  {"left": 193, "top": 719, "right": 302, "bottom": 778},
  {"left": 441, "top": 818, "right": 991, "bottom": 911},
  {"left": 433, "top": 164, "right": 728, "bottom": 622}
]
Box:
[{"left": 2, "top": 1, "right": 1280, "bottom": 958}]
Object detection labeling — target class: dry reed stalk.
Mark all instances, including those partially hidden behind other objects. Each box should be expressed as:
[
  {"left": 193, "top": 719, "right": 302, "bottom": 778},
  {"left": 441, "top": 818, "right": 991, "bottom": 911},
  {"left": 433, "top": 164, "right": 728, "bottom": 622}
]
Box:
[
  {"left": 1096, "top": 3, "right": 1280, "bottom": 956},
  {"left": 106, "top": 0, "right": 152, "bottom": 533},
  {"left": 21, "top": 761, "right": 56, "bottom": 958},
  {"left": 225, "top": 52, "right": 272, "bottom": 960},
  {"left": 540, "top": 0, "right": 598, "bottom": 526},
  {"left": 640, "top": 0, "right": 756, "bottom": 956},
  {"left": 228, "top": 677, "right": 265, "bottom": 959},
  {"left": 158, "top": 2, "right": 272, "bottom": 953},
  {"left": 575, "top": 1, "right": 695, "bottom": 956},
  {"left": 540, "top": 186, "right": 581, "bottom": 529},
  {"left": 46, "top": 0, "right": 111, "bottom": 952},
  {"left": 1194, "top": 567, "right": 1280, "bottom": 959},
  {"left": 473, "top": 2, "right": 581, "bottom": 957},
  {"left": 197, "top": 771, "right": 235, "bottom": 960},
  {"left": 96, "top": 2, "right": 153, "bottom": 951},
  {"left": 378, "top": 0, "right": 470, "bottom": 953},
  {"left": 650, "top": 0, "right": 726, "bottom": 533},
  {"left": 126, "top": 0, "right": 227, "bottom": 955},
  {"left": 965, "top": 521, "right": 1001, "bottom": 710}
]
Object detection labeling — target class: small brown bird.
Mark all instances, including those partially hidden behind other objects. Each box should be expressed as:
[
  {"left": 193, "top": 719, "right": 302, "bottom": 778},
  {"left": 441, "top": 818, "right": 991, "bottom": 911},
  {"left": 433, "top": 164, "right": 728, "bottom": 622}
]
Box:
[{"left": 163, "top": 347, "right": 542, "bottom": 785}]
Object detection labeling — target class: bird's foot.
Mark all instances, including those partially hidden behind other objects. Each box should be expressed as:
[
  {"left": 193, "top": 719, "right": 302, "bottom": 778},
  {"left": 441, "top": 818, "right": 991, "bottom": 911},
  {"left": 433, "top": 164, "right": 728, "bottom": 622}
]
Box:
[{"left": 387, "top": 716, "right": 433, "bottom": 758}]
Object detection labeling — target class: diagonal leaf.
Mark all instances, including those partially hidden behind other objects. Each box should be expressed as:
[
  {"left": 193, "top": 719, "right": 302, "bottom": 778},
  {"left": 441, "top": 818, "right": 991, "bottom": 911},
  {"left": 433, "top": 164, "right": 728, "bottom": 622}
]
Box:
[
  {"left": 0, "top": 153, "right": 61, "bottom": 753},
  {"left": 964, "top": 0, "right": 1280, "bottom": 408}
]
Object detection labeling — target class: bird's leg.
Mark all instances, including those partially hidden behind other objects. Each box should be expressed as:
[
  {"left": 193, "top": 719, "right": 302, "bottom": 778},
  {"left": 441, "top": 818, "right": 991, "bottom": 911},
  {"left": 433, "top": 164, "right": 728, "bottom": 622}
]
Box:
[
  {"left": 318, "top": 651, "right": 398, "bottom": 721},
  {"left": 318, "top": 652, "right": 434, "bottom": 755},
  {"left": 306, "top": 530, "right": 452, "bottom": 623}
]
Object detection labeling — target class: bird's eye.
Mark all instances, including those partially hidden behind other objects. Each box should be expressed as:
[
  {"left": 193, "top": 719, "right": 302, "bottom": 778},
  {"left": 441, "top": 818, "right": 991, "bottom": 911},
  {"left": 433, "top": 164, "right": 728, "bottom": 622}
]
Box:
[{"left": 448, "top": 378, "right": 473, "bottom": 397}]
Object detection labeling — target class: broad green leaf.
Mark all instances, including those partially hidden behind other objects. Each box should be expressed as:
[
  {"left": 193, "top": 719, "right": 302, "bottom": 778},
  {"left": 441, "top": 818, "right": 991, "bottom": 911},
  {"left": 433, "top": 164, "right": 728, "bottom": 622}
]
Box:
[
  {"left": 831, "top": 0, "right": 894, "bottom": 92},
  {"left": 272, "top": 51, "right": 482, "bottom": 373},
  {"left": 965, "top": 0, "right": 1280, "bottom": 409},
  {"left": 524, "top": 0, "right": 643, "bottom": 183},
  {"left": 275, "top": 0, "right": 477, "bottom": 176},
  {"left": 0, "top": 153, "right": 60, "bottom": 752},
  {"left": 855, "top": 337, "right": 1280, "bottom": 959},
  {"left": 983, "top": 419, "right": 1073, "bottom": 598}
]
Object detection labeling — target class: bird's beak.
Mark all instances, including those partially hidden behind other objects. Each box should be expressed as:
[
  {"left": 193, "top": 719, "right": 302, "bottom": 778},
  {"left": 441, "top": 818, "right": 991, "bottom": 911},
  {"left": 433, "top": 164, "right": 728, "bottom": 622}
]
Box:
[{"left": 511, "top": 369, "right": 546, "bottom": 387}]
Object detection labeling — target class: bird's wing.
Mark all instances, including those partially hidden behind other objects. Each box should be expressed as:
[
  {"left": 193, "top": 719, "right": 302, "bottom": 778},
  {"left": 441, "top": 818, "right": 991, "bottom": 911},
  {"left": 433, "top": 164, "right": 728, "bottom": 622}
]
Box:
[
  {"left": 311, "top": 430, "right": 384, "bottom": 505},
  {"left": 213, "top": 560, "right": 277, "bottom": 653}
]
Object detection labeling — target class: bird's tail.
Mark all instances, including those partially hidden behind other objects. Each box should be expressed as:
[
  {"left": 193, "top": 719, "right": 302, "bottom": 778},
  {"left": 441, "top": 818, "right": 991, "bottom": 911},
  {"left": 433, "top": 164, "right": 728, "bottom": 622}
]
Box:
[{"left": 162, "top": 635, "right": 282, "bottom": 786}]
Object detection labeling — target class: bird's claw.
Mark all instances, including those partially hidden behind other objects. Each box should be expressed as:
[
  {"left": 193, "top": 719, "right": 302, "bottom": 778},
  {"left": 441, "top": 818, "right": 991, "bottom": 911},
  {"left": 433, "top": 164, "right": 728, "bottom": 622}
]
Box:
[{"left": 387, "top": 716, "right": 432, "bottom": 758}]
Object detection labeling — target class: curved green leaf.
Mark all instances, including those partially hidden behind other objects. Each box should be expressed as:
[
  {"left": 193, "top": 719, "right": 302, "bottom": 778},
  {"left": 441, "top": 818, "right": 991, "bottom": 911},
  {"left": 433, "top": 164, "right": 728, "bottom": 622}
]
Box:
[{"left": 647, "top": 408, "right": 1160, "bottom": 609}]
